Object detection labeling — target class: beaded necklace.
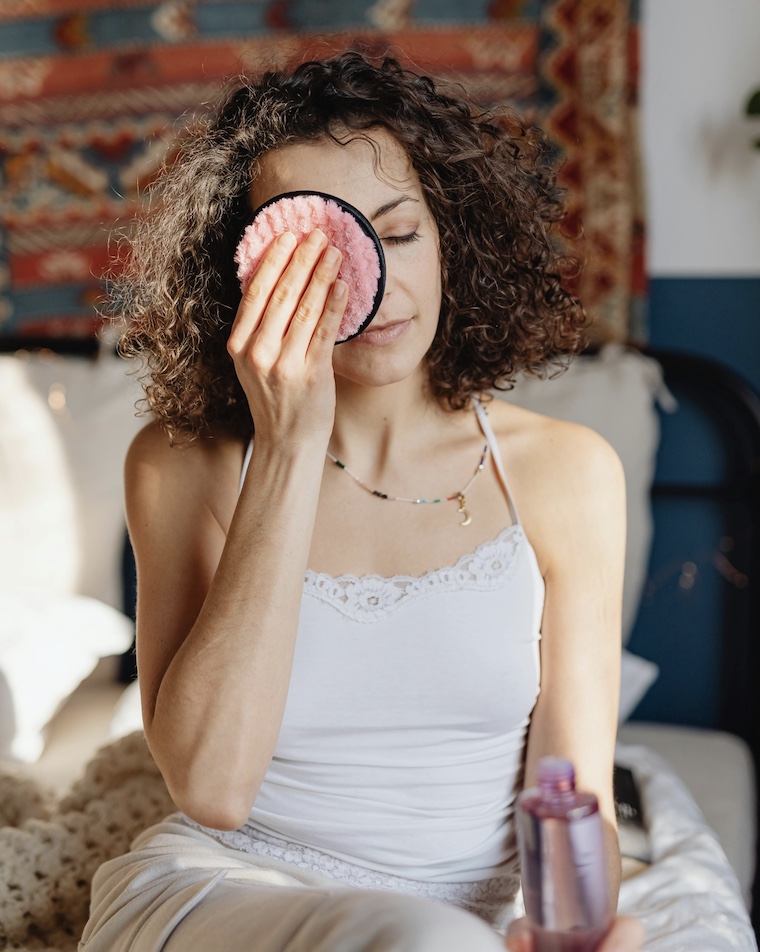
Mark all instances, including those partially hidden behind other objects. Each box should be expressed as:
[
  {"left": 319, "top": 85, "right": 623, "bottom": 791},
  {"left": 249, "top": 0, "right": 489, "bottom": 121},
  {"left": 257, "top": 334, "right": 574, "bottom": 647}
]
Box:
[{"left": 325, "top": 442, "right": 489, "bottom": 526}]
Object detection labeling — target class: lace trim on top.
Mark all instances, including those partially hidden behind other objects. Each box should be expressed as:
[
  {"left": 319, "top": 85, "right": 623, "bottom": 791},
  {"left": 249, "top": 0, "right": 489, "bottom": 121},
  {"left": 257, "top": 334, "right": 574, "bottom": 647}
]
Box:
[
  {"left": 303, "top": 524, "right": 525, "bottom": 623},
  {"left": 180, "top": 817, "right": 519, "bottom": 926}
]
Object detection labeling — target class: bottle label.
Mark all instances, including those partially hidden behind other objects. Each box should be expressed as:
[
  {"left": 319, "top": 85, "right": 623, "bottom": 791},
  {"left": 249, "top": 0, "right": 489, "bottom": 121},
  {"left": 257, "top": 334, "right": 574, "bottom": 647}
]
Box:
[{"left": 520, "top": 812, "right": 609, "bottom": 932}]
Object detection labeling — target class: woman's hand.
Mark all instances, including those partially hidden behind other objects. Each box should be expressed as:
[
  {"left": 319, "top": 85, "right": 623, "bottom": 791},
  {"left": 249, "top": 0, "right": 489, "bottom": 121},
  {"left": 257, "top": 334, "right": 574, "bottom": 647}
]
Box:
[
  {"left": 227, "top": 228, "right": 348, "bottom": 448},
  {"left": 505, "top": 916, "right": 645, "bottom": 952}
]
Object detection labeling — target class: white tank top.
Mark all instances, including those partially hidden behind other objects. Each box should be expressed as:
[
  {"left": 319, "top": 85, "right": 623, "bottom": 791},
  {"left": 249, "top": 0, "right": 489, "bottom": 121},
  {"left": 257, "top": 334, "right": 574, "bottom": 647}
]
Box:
[{"left": 191, "top": 399, "right": 544, "bottom": 920}]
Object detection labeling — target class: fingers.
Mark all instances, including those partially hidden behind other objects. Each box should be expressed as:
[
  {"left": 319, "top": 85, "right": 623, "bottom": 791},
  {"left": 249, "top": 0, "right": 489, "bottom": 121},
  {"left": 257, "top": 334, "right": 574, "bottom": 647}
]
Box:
[
  {"left": 307, "top": 277, "right": 348, "bottom": 360},
  {"left": 284, "top": 242, "right": 347, "bottom": 356},
  {"left": 504, "top": 916, "right": 644, "bottom": 952},
  {"left": 504, "top": 918, "right": 532, "bottom": 952},
  {"left": 599, "top": 916, "right": 646, "bottom": 951},
  {"left": 256, "top": 229, "right": 332, "bottom": 350},
  {"left": 229, "top": 228, "right": 344, "bottom": 363},
  {"left": 228, "top": 231, "right": 297, "bottom": 354}
]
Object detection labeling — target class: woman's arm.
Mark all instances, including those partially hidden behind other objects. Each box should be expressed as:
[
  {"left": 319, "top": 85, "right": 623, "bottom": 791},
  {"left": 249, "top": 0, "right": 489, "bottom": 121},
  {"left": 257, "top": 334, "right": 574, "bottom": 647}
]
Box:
[
  {"left": 519, "top": 418, "right": 627, "bottom": 901},
  {"left": 130, "top": 229, "right": 347, "bottom": 830}
]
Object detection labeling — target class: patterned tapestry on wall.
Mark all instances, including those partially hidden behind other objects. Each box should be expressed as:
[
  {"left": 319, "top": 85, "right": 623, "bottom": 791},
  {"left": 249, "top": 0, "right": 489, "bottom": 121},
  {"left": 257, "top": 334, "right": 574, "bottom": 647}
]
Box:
[{"left": 0, "top": 0, "right": 643, "bottom": 344}]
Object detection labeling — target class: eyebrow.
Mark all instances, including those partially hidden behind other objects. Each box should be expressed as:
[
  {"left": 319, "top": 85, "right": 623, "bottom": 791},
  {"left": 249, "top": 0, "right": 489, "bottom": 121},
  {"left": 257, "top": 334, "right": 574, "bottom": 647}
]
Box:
[{"left": 371, "top": 196, "right": 419, "bottom": 220}]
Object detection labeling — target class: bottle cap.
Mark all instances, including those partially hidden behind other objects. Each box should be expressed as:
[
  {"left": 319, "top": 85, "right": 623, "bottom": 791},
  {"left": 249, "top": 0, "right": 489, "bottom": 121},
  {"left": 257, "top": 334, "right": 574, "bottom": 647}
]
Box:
[{"left": 537, "top": 756, "right": 576, "bottom": 794}]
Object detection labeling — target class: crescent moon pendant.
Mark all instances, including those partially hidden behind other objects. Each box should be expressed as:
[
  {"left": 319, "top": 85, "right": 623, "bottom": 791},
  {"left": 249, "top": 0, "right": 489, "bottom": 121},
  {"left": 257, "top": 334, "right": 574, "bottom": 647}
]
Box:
[{"left": 456, "top": 494, "right": 472, "bottom": 527}]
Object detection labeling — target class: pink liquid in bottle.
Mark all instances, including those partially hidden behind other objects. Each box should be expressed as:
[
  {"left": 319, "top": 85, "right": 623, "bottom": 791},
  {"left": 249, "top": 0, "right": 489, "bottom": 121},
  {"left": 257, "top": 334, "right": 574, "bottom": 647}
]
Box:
[{"left": 517, "top": 756, "right": 612, "bottom": 952}]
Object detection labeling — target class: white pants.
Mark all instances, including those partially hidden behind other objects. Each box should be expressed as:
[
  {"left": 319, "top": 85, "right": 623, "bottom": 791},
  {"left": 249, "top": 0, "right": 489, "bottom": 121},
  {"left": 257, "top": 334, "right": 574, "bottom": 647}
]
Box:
[
  {"left": 79, "top": 817, "right": 509, "bottom": 952},
  {"left": 164, "top": 879, "right": 505, "bottom": 952}
]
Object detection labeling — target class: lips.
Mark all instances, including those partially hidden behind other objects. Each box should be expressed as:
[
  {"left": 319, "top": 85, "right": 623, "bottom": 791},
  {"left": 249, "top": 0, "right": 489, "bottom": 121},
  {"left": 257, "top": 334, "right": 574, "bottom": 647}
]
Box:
[
  {"left": 363, "top": 320, "right": 404, "bottom": 333},
  {"left": 350, "top": 319, "right": 411, "bottom": 346}
]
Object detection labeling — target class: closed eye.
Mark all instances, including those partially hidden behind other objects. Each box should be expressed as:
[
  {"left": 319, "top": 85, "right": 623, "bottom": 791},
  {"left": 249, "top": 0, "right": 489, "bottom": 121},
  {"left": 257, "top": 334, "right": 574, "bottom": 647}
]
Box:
[{"left": 382, "top": 232, "right": 420, "bottom": 246}]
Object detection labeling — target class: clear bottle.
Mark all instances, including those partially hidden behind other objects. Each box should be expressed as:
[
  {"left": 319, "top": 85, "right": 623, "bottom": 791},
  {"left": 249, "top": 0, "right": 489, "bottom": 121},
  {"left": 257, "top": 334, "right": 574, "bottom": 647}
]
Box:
[{"left": 516, "top": 756, "right": 612, "bottom": 952}]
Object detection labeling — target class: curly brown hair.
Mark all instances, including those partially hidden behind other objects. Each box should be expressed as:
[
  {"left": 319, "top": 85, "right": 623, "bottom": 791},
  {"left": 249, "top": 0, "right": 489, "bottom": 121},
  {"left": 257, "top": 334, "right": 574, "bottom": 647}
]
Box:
[{"left": 115, "top": 50, "right": 587, "bottom": 442}]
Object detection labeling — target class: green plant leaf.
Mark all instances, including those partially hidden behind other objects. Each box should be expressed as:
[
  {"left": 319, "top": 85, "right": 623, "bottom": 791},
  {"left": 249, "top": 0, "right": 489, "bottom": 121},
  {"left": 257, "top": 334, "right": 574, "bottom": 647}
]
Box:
[{"left": 747, "top": 89, "right": 760, "bottom": 115}]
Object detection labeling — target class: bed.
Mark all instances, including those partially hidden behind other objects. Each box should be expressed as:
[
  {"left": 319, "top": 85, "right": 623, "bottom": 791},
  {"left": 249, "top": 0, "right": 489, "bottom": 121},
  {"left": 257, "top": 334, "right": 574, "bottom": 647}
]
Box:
[{"left": 0, "top": 340, "right": 757, "bottom": 950}]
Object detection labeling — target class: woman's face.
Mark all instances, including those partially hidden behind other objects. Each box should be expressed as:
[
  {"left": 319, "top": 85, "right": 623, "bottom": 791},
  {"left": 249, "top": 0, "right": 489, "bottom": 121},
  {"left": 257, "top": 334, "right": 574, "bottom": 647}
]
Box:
[{"left": 249, "top": 128, "right": 442, "bottom": 390}]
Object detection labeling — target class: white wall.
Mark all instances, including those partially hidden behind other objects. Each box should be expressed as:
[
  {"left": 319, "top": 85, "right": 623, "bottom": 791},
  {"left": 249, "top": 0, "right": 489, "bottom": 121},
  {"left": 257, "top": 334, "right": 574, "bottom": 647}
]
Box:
[{"left": 642, "top": 0, "right": 760, "bottom": 276}]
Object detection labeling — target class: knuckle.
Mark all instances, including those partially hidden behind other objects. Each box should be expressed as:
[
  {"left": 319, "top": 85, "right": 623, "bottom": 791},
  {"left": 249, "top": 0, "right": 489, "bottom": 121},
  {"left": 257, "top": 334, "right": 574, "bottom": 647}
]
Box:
[
  {"left": 263, "top": 238, "right": 292, "bottom": 264},
  {"left": 249, "top": 339, "right": 275, "bottom": 369},
  {"left": 269, "top": 358, "right": 297, "bottom": 386},
  {"left": 269, "top": 282, "right": 292, "bottom": 310},
  {"left": 228, "top": 316, "right": 260, "bottom": 359},
  {"left": 291, "top": 244, "right": 310, "bottom": 264},
  {"left": 294, "top": 238, "right": 325, "bottom": 265},
  {"left": 312, "top": 266, "right": 337, "bottom": 288},
  {"left": 312, "top": 323, "right": 334, "bottom": 346},
  {"left": 317, "top": 249, "right": 342, "bottom": 275},
  {"left": 325, "top": 293, "right": 345, "bottom": 315},
  {"left": 228, "top": 334, "right": 254, "bottom": 362},
  {"left": 293, "top": 301, "right": 318, "bottom": 326},
  {"left": 242, "top": 278, "right": 263, "bottom": 302}
]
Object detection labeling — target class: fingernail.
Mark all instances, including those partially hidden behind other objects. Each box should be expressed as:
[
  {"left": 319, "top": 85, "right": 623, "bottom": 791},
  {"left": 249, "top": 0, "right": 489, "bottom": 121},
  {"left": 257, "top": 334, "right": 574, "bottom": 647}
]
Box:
[
  {"left": 323, "top": 246, "right": 341, "bottom": 267},
  {"left": 306, "top": 228, "right": 326, "bottom": 246},
  {"left": 333, "top": 279, "right": 347, "bottom": 299},
  {"left": 279, "top": 232, "right": 297, "bottom": 250}
]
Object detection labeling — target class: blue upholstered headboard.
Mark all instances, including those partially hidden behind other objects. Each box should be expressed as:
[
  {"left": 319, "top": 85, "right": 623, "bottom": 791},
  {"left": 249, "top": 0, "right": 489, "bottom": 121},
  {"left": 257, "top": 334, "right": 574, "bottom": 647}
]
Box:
[
  {"left": 627, "top": 349, "right": 760, "bottom": 750},
  {"left": 626, "top": 348, "right": 760, "bottom": 919}
]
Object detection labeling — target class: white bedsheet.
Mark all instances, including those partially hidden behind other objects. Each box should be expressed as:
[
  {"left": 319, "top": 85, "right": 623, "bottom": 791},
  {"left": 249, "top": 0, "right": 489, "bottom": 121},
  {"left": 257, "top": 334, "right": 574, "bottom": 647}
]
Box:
[
  {"left": 615, "top": 742, "right": 757, "bottom": 951},
  {"left": 618, "top": 722, "right": 756, "bottom": 907}
]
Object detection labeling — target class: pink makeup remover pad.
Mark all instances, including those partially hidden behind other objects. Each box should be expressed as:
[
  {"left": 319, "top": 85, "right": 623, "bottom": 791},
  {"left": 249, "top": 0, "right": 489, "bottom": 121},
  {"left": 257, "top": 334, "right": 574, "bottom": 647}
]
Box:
[{"left": 235, "top": 190, "right": 386, "bottom": 343}]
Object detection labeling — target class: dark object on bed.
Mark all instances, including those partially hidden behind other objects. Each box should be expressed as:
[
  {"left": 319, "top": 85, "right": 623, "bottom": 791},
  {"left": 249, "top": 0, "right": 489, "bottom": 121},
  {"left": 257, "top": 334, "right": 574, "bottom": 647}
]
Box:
[
  {"left": 632, "top": 347, "right": 760, "bottom": 927},
  {"left": 614, "top": 764, "right": 650, "bottom": 864},
  {"left": 118, "top": 531, "right": 138, "bottom": 683}
]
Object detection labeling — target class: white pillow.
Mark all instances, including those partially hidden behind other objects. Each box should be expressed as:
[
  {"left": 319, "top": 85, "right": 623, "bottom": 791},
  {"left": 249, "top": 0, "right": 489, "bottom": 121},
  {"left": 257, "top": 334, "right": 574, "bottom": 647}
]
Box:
[
  {"left": 109, "top": 677, "right": 143, "bottom": 739},
  {"left": 0, "top": 592, "right": 135, "bottom": 762},
  {"left": 8, "top": 352, "right": 145, "bottom": 610},
  {"left": 619, "top": 648, "right": 659, "bottom": 722},
  {"left": 497, "top": 344, "right": 675, "bottom": 643},
  {"left": 0, "top": 358, "right": 81, "bottom": 596}
]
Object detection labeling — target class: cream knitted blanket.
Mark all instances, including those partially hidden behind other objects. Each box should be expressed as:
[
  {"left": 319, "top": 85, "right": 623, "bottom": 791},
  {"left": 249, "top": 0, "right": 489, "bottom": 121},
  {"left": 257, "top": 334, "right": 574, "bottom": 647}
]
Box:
[{"left": 0, "top": 732, "right": 175, "bottom": 952}]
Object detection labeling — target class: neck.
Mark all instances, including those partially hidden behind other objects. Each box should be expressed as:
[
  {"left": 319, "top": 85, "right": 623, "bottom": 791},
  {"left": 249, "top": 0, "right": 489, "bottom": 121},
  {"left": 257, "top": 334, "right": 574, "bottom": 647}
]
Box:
[
  {"left": 328, "top": 375, "right": 482, "bottom": 504},
  {"left": 330, "top": 372, "right": 448, "bottom": 463}
]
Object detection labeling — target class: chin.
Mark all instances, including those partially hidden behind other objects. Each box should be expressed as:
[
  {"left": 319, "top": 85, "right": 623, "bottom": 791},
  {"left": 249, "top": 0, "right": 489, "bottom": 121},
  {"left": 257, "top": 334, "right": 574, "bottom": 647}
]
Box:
[
  {"left": 333, "top": 352, "right": 426, "bottom": 391},
  {"left": 333, "top": 322, "right": 437, "bottom": 390}
]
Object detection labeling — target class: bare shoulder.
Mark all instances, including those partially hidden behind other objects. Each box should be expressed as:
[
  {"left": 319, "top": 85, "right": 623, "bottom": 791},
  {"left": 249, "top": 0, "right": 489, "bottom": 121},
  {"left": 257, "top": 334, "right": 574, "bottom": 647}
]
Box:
[
  {"left": 126, "top": 421, "right": 244, "bottom": 471},
  {"left": 485, "top": 396, "right": 623, "bottom": 485},
  {"left": 484, "top": 398, "right": 625, "bottom": 568},
  {"left": 125, "top": 422, "right": 246, "bottom": 533}
]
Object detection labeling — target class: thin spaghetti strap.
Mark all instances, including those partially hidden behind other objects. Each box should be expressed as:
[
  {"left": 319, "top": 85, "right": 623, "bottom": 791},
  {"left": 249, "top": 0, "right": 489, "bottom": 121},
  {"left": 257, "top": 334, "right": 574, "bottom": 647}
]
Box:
[
  {"left": 239, "top": 440, "right": 253, "bottom": 495},
  {"left": 472, "top": 397, "right": 520, "bottom": 526}
]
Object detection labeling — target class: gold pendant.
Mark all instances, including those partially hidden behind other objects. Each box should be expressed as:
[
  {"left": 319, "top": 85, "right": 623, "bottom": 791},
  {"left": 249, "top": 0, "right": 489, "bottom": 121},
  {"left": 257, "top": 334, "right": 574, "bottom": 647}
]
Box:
[{"left": 456, "top": 493, "right": 472, "bottom": 527}]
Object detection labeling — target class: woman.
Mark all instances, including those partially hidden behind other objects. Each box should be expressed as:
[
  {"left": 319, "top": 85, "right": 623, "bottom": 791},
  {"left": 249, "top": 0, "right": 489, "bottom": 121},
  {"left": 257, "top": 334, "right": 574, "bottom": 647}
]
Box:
[{"left": 81, "top": 51, "right": 643, "bottom": 952}]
